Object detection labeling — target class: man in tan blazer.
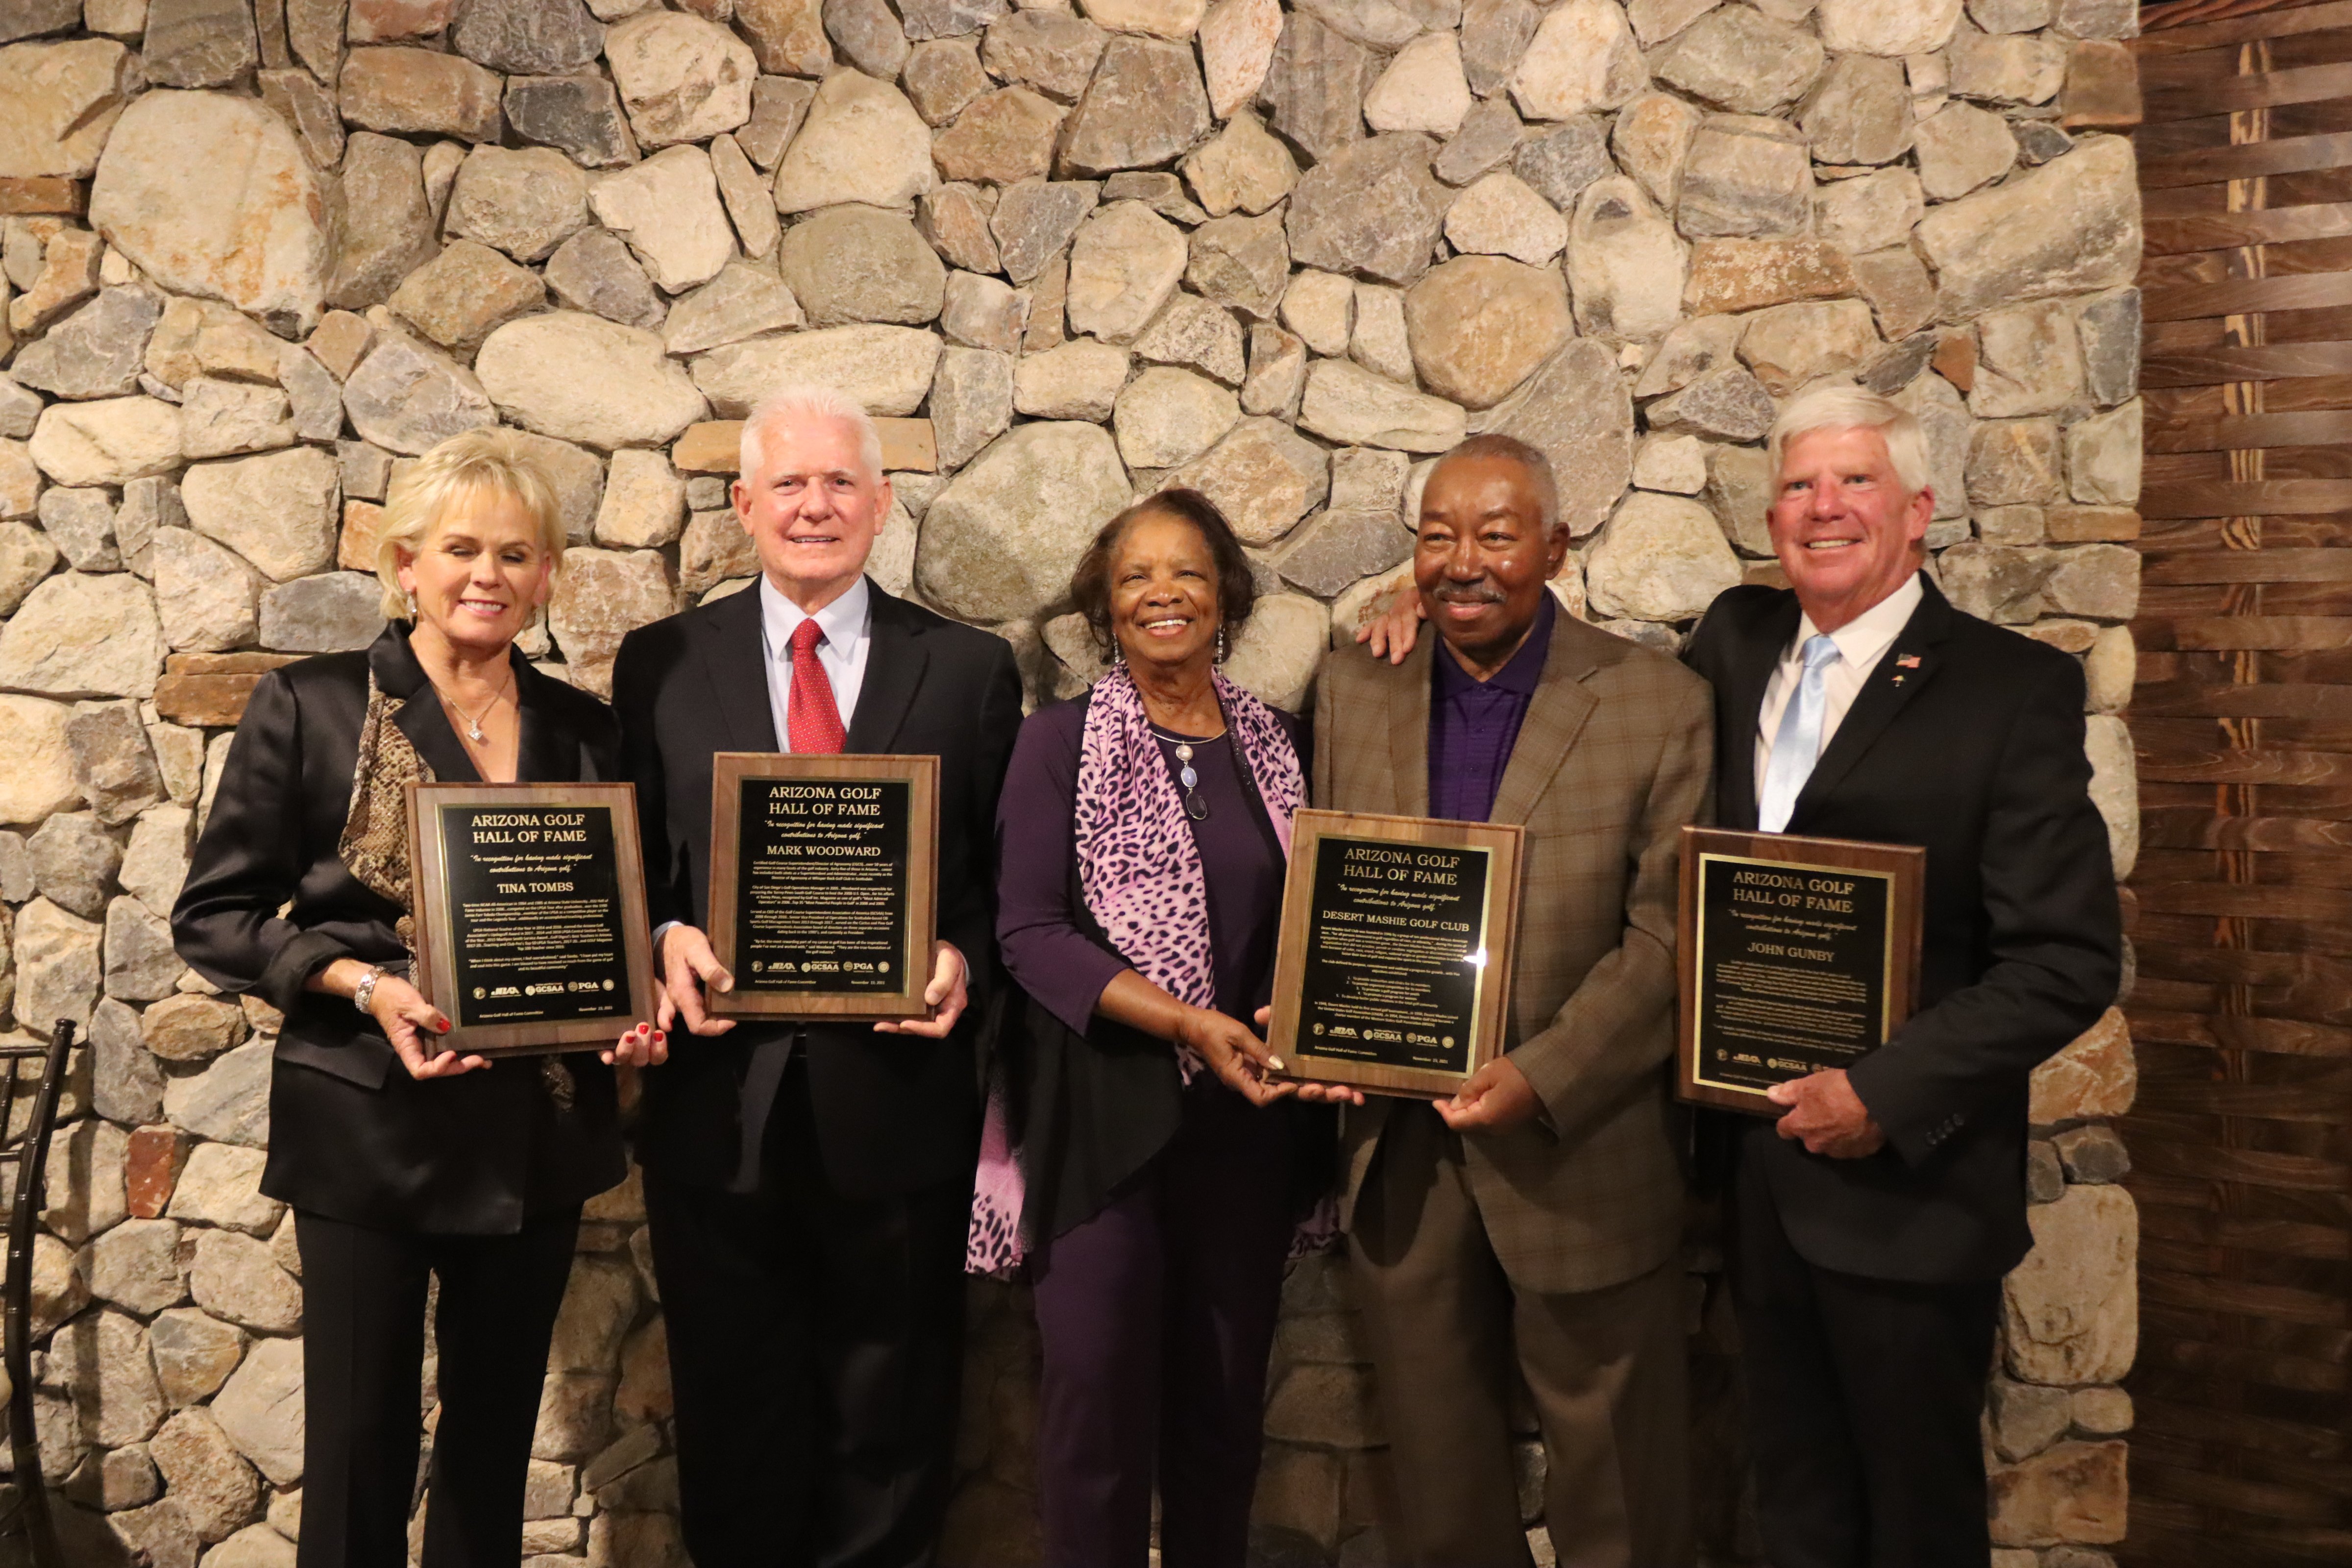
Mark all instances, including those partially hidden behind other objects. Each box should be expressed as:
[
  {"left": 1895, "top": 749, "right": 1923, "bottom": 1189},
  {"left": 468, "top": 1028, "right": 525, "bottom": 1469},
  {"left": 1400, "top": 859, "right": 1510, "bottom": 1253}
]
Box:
[{"left": 1313, "top": 434, "right": 1713, "bottom": 1568}]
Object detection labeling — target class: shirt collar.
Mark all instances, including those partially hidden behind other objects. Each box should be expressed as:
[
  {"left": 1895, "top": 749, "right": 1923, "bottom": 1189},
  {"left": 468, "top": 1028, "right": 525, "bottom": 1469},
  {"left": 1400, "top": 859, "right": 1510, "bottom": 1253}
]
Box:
[
  {"left": 760, "top": 573, "right": 870, "bottom": 657},
  {"left": 1434, "top": 590, "right": 1556, "bottom": 701},
  {"left": 1794, "top": 571, "right": 1922, "bottom": 670}
]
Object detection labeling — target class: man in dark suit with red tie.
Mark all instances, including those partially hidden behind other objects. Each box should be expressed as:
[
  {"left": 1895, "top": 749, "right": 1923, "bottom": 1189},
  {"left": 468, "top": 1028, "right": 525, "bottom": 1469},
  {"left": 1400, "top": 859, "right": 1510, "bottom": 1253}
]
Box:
[
  {"left": 611, "top": 384, "right": 1023, "bottom": 1567},
  {"left": 1683, "top": 385, "right": 2120, "bottom": 1568}
]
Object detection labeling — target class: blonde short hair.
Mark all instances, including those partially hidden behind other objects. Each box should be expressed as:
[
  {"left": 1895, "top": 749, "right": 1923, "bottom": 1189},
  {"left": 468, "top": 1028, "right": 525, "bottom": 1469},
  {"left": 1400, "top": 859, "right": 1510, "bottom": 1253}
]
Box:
[
  {"left": 374, "top": 428, "right": 567, "bottom": 619},
  {"left": 1766, "top": 384, "right": 1934, "bottom": 499},
  {"left": 739, "top": 383, "right": 884, "bottom": 482}
]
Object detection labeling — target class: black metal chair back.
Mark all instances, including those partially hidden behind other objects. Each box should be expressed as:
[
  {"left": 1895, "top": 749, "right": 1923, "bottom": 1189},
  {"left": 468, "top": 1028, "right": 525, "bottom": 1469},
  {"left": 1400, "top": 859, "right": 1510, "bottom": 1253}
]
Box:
[{"left": 0, "top": 1020, "right": 79, "bottom": 1568}]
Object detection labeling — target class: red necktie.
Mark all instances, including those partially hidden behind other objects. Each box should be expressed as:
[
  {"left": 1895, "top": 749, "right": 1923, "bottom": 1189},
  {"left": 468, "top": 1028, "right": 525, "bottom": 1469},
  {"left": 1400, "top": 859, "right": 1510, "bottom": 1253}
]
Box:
[{"left": 786, "top": 618, "right": 846, "bottom": 754}]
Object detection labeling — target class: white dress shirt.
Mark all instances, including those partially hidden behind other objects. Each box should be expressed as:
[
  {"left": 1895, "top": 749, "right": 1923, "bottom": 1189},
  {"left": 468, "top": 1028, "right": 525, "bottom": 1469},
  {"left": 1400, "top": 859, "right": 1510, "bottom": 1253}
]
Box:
[
  {"left": 1752, "top": 573, "right": 1923, "bottom": 807},
  {"left": 760, "top": 573, "right": 872, "bottom": 748},
  {"left": 657, "top": 576, "right": 879, "bottom": 954}
]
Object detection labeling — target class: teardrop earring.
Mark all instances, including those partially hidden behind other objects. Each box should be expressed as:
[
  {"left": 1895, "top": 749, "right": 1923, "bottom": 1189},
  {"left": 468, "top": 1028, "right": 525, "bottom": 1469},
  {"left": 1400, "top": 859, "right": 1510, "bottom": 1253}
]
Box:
[{"left": 404, "top": 589, "right": 418, "bottom": 621}]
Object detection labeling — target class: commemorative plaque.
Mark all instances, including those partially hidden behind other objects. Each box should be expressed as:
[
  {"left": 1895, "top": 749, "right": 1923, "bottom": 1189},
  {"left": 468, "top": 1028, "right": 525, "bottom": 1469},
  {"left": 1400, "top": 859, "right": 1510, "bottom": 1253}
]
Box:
[
  {"left": 405, "top": 783, "right": 657, "bottom": 1055},
  {"left": 1268, "top": 808, "right": 1526, "bottom": 1099},
  {"left": 1677, "top": 827, "right": 1925, "bottom": 1115},
  {"left": 707, "top": 753, "right": 938, "bottom": 1020}
]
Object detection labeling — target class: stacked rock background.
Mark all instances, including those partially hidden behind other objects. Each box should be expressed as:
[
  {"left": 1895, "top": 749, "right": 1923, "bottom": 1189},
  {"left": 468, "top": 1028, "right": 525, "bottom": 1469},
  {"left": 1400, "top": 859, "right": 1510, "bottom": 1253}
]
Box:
[{"left": 0, "top": 0, "right": 2146, "bottom": 1561}]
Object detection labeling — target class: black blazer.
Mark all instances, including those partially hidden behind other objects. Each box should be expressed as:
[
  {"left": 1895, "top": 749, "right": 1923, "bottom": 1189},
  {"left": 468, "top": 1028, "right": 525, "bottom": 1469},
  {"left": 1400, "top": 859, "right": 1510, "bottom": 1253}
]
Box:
[
  {"left": 1683, "top": 576, "right": 2120, "bottom": 1283},
  {"left": 610, "top": 579, "right": 1025, "bottom": 1196},
  {"left": 172, "top": 625, "right": 629, "bottom": 1235}
]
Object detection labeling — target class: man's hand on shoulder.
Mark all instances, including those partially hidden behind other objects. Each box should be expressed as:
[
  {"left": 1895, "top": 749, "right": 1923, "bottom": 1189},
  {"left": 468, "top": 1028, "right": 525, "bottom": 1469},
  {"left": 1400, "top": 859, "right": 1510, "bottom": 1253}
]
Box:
[
  {"left": 1435, "top": 1057, "right": 1542, "bottom": 1132},
  {"left": 659, "top": 924, "right": 737, "bottom": 1037},
  {"left": 1767, "top": 1068, "right": 1885, "bottom": 1158}
]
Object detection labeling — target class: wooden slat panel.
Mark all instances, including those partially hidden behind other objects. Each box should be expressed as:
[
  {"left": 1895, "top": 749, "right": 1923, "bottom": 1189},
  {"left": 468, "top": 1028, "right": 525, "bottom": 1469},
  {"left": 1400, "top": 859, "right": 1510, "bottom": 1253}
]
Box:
[
  {"left": 2147, "top": 448, "right": 2352, "bottom": 483},
  {"left": 2146, "top": 374, "right": 2352, "bottom": 423},
  {"left": 2121, "top": 32, "right": 2352, "bottom": 1562},
  {"left": 2142, "top": 25, "right": 2352, "bottom": 86},
  {"left": 2146, "top": 410, "right": 2352, "bottom": 451},
  {"left": 2143, "top": 233, "right": 2352, "bottom": 291},
  {"left": 2145, "top": 164, "right": 2352, "bottom": 218},
  {"left": 2146, "top": 271, "right": 2352, "bottom": 323},
  {"left": 2148, "top": 304, "right": 2352, "bottom": 350},
  {"left": 2144, "top": 343, "right": 2352, "bottom": 388},
  {"left": 2136, "top": 615, "right": 2352, "bottom": 650},
  {"left": 2143, "top": 579, "right": 2352, "bottom": 613},
  {"left": 2143, "top": 130, "right": 2352, "bottom": 192},
  {"left": 2143, "top": 481, "right": 2352, "bottom": 516},
  {"left": 2138, "top": 96, "right": 2352, "bottom": 157},
  {"left": 2144, "top": 59, "right": 2352, "bottom": 121},
  {"left": 2142, "top": 548, "right": 2352, "bottom": 584},
  {"left": 2140, "top": 0, "right": 2352, "bottom": 53},
  {"left": 2148, "top": 202, "right": 2352, "bottom": 255}
]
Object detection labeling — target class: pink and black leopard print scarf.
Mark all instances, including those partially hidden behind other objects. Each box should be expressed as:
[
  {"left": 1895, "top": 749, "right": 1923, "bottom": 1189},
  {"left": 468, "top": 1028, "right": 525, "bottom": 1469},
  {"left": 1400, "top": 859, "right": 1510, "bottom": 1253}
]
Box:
[{"left": 1072, "top": 662, "right": 1304, "bottom": 1068}]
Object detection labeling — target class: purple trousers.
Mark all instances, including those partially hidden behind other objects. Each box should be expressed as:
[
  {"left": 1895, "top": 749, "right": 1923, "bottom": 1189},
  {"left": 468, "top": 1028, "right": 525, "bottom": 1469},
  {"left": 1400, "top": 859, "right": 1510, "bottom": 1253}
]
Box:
[{"left": 1029, "top": 1081, "right": 1297, "bottom": 1568}]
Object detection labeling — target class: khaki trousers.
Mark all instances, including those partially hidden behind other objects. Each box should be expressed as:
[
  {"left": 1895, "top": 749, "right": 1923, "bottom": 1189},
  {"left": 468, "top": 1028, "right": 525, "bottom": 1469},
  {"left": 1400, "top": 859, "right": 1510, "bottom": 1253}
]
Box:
[{"left": 1348, "top": 1103, "right": 1694, "bottom": 1568}]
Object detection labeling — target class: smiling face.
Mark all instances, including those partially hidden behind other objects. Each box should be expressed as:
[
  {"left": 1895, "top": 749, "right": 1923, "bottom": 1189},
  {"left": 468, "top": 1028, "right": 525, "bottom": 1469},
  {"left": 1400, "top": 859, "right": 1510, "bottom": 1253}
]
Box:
[
  {"left": 1414, "top": 452, "right": 1568, "bottom": 675},
  {"left": 734, "top": 413, "right": 892, "bottom": 611},
  {"left": 1107, "top": 509, "right": 1222, "bottom": 676},
  {"left": 396, "top": 487, "right": 553, "bottom": 660},
  {"left": 1769, "top": 424, "right": 1933, "bottom": 633}
]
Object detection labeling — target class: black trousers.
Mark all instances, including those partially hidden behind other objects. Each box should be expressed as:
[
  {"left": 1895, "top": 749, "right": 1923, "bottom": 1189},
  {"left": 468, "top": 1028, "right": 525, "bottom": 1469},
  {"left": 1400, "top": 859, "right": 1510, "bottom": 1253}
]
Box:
[
  {"left": 294, "top": 1205, "right": 582, "bottom": 1568},
  {"left": 1729, "top": 1153, "right": 2001, "bottom": 1568},
  {"left": 644, "top": 1058, "right": 970, "bottom": 1568}
]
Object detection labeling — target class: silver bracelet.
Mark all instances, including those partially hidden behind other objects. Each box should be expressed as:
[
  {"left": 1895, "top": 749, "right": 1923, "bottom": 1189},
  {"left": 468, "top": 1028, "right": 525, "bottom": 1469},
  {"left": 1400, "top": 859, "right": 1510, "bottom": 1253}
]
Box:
[{"left": 352, "top": 966, "right": 385, "bottom": 1014}]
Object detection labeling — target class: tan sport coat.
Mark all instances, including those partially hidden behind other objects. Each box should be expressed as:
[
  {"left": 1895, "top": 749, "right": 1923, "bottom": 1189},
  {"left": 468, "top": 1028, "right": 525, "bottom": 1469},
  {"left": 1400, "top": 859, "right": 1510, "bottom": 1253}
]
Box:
[{"left": 1314, "top": 613, "right": 1715, "bottom": 1296}]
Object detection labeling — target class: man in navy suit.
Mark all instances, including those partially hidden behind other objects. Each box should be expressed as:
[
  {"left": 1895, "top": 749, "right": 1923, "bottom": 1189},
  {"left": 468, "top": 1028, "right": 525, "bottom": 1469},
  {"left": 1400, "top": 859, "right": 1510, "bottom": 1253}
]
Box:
[
  {"left": 612, "top": 384, "right": 1023, "bottom": 1568},
  {"left": 1683, "top": 384, "right": 2120, "bottom": 1568}
]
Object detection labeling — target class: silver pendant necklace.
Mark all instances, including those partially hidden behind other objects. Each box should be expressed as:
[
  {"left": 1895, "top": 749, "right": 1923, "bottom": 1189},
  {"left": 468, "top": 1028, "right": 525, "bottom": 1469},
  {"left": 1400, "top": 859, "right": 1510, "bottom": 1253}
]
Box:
[
  {"left": 441, "top": 678, "right": 511, "bottom": 744},
  {"left": 1149, "top": 723, "right": 1226, "bottom": 821}
]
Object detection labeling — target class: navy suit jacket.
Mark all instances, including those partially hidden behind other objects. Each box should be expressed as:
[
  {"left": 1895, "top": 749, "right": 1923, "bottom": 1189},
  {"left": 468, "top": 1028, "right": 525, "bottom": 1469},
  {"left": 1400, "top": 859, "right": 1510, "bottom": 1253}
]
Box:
[
  {"left": 612, "top": 578, "right": 1024, "bottom": 1196},
  {"left": 1684, "top": 575, "right": 2120, "bottom": 1282}
]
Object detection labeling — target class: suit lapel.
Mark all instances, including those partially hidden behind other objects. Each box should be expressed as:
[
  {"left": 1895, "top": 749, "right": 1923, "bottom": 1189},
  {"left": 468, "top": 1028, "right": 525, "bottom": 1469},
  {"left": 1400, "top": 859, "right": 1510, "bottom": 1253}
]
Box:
[
  {"left": 513, "top": 661, "right": 578, "bottom": 783},
  {"left": 694, "top": 583, "right": 779, "bottom": 754},
  {"left": 1487, "top": 623, "right": 1599, "bottom": 828},
  {"left": 844, "top": 583, "right": 928, "bottom": 753},
  {"left": 1789, "top": 575, "right": 1953, "bottom": 828},
  {"left": 372, "top": 626, "right": 481, "bottom": 783},
  {"left": 1718, "top": 594, "right": 1803, "bottom": 833},
  {"left": 1385, "top": 640, "right": 1433, "bottom": 819}
]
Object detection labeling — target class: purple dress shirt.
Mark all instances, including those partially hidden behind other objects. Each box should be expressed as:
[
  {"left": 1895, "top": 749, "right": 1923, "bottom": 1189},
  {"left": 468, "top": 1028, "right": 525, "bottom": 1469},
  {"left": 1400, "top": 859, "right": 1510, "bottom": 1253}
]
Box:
[{"left": 1428, "top": 591, "right": 1556, "bottom": 823}]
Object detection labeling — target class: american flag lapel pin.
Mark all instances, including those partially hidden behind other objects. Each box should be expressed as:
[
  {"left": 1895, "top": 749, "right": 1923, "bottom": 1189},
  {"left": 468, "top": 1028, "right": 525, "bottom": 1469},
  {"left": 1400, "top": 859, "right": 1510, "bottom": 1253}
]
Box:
[{"left": 1892, "top": 653, "right": 1921, "bottom": 685}]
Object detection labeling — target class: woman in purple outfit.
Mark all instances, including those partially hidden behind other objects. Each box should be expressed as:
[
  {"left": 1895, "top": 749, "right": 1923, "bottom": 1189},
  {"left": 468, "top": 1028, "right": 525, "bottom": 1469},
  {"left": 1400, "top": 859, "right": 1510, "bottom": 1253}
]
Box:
[{"left": 986, "top": 489, "right": 1332, "bottom": 1568}]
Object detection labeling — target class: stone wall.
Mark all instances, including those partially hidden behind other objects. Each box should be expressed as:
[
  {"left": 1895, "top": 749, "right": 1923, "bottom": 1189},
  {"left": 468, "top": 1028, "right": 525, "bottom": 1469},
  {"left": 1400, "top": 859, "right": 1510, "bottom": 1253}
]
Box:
[{"left": 0, "top": 0, "right": 2146, "bottom": 1562}]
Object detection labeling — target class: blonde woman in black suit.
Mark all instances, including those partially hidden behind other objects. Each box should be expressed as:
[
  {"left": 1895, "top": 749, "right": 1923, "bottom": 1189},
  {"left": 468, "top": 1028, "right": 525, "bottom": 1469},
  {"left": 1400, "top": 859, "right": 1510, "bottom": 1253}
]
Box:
[{"left": 173, "top": 428, "right": 664, "bottom": 1568}]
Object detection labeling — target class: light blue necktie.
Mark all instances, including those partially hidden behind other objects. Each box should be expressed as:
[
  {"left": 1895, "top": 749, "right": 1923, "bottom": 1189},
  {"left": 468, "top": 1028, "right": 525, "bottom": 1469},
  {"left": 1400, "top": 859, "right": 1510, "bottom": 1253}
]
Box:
[{"left": 1759, "top": 634, "right": 1839, "bottom": 833}]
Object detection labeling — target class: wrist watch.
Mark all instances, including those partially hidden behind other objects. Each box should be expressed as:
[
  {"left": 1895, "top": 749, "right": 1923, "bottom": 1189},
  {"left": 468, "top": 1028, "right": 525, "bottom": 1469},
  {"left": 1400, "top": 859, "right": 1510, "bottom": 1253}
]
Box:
[{"left": 352, "top": 965, "right": 386, "bottom": 1014}]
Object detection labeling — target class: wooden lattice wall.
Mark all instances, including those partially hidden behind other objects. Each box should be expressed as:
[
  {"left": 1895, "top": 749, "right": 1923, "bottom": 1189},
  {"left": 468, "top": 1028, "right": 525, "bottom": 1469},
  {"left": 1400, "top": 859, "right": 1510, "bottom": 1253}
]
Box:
[{"left": 2127, "top": 1, "right": 2352, "bottom": 1560}]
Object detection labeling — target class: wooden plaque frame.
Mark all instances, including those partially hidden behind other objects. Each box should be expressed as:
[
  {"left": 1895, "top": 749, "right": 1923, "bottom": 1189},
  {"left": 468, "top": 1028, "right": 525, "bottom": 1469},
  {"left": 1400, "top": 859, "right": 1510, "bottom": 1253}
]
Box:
[
  {"left": 1268, "top": 808, "right": 1526, "bottom": 1100},
  {"left": 707, "top": 752, "right": 940, "bottom": 1020},
  {"left": 406, "top": 782, "right": 658, "bottom": 1056},
  {"left": 1677, "top": 826, "right": 1926, "bottom": 1115}
]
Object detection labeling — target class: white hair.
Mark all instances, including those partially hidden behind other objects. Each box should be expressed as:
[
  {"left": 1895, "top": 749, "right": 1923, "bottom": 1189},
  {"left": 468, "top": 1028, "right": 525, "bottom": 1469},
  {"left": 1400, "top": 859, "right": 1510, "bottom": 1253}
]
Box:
[
  {"left": 739, "top": 383, "right": 884, "bottom": 483},
  {"left": 1766, "top": 384, "right": 1934, "bottom": 499}
]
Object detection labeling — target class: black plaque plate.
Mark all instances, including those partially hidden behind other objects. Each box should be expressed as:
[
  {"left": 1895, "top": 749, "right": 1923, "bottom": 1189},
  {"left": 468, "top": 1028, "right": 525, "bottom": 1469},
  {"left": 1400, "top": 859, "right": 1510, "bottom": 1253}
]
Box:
[
  {"left": 1677, "top": 827, "right": 1925, "bottom": 1114},
  {"left": 708, "top": 754, "right": 939, "bottom": 1019},
  {"left": 407, "top": 783, "right": 658, "bottom": 1055},
  {"left": 1269, "top": 809, "right": 1525, "bottom": 1099}
]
